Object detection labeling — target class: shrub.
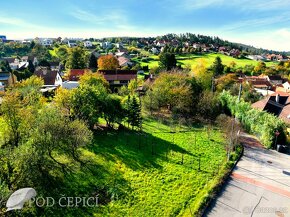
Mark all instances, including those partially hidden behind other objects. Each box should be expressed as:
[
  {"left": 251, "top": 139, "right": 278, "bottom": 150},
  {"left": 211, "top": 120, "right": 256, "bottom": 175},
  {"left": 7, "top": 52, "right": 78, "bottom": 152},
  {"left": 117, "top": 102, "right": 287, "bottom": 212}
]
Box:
[{"left": 220, "top": 91, "right": 285, "bottom": 148}]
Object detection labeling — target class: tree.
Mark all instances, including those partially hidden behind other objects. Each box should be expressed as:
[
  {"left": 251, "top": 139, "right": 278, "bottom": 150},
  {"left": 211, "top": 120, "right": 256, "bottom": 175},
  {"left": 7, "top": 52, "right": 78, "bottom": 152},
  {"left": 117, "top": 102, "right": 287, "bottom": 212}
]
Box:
[
  {"left": 254, "top": 61, "right": 266, "bottom": 74},
  {"left": 103, "top": 95, "right": 125, "bottom": 128},
  {"left": 88, "top": 53, "right": 98, "bottom": 70},
  {"left": 0, "top": 60, "right": 11, "bottom": 72},
  {"left": 38, "top": 59, "right": 51, "bottom": 68},
  {"left": 97, "top": 54, "right": 119, "bottom": 70},
  {"left": 143, "top": 72, "right": 195, "bottom": 116},
  {"left": 71, "top": 84, "right": 107, "bottom": 129},
  {"left": 192, "top": 59, "right": 213, "bottom": 90},
  {"left": 197, "top": 91, "right": 221, "bottom": 122},
  {"left": 79, "top": 71, "right": 109, "bottom": 89},
  {"left": 216, "top": 73, "right": 237, "bottom": 92},
  {"left": 211, "top": 56, "right": 224, "bottom": 76},
  {"left": 159, "top": 52, "right": 177, "bottom": 70},
  {"left": 66, "top": 47, "right": 87, "bottom": 69},
  {"left": 125, "top": 95, "right": 142, "bottom": 130},
  {"left": 56, "top": 46, "right": 68, "bottom": 61},
  {"left": 27, "top": 60, "right": 35, "bottom": 73}
]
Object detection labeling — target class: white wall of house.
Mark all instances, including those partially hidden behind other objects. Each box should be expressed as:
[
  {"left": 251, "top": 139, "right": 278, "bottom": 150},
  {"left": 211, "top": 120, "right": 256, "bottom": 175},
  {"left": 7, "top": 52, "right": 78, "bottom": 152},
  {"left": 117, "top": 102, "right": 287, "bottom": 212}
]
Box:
[{"left": 55, "top": 72, "right": 63, "bottom": 86}]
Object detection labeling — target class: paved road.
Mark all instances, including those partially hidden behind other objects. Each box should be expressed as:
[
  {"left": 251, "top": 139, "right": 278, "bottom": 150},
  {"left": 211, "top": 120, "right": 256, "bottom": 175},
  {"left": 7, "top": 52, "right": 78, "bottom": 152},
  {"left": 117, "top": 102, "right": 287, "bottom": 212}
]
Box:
[{"left": 205, "top": 133, "right": 290, "bottom": 217}]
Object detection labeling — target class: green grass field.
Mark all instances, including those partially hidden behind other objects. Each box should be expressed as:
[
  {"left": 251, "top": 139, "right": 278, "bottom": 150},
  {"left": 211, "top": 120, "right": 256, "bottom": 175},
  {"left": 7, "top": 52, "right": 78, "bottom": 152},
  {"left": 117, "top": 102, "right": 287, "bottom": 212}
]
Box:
[
  {"left": 134, "top": 53, "right": 276, "bottom": 70},
  {"left": 69, "top": 117, "right": 227, "bottom": 216}
]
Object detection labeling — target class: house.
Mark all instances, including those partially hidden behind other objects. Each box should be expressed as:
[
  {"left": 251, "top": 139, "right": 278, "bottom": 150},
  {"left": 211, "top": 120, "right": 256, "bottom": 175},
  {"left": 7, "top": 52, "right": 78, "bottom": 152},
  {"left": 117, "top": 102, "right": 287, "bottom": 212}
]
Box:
[
  {"left": 34, "top": 68, "right": 62, "bottom": 87},
  {"left": 68, "top": 69, "right": 86, "bottom": 81},
  {"left": 0, "top": 35, "right": 7, "bottom": 42},
  {"left": 62, "top": 81, "right": 80, "bottom": 90},
  {"left": 41, "top": 38, "right": 53, "bottom": 47},
  {"left": 0, "top": 82, "right": 4, "bottom": 92},
  {"left": 61, "top": 38, "right": 83, "bottom": 44},
  {"left": 151, "top": 47, "right": 159, "bottom": 54},
  {"left": 83, "top": 41, "right": 93, "bottom": 48},
  {"left": 0, "top": 72, "right": 17, "bottom": 88},
  {"left": 247, "top": 55, "right": 266, "bottom": 61},
  {"left": 252, "top": 93, "right": 290, "bottom": 124},
  {"left": 219, "top": 47, "right": 227, "bottom": 53},
  {"left": 118, "top": 57, "right": 133, "bottom": 67},
  {"left": 266, "top": 75, "right": 284, "bottom": 85},
  {"left": 21, "top": 56, "right": 38, "bottom": 66},
  {"left": 100, "top": 42, "right": 112, "bottom": 49},
  {"left": 229, "top": 49, "right": 241, "bottom": 58},
  {"left": 1, "top": 57, "right": 20, "bottom": 70},
  {"left": 115, "top": 52, "right": 128, "bottom": 58},
  {"left": 68, "top": 40, "right": 78, "bottom": 48},
  {"left": 49, "top": 62, "right": 60, "bottom": 71},
  {"left": 248, "top": 79, "right": 272, "bottom": 90},
  {"left": 115, "top": 43, "right": 123, "bottom": 49},
  {"left": 243, "top": 76, "right": 272, "bottom": 90},
  {"left": 274, "top": 81, "right": 290, "bottom": 93},
  {"left": 98, "top": 70, "right": 137, "bottom": 88},
  {"left": 34, "top": 38, "right": 54, "bottom": 46},
  {"left": 192, "top": 43, "right": 201, "bottom": 49}
]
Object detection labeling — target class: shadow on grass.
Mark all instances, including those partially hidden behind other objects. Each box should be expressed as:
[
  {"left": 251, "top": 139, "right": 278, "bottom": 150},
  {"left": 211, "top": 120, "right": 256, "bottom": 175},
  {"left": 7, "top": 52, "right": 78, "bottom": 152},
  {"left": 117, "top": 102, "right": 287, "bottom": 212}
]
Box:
[{"left": 89, "top": 129, "right": 194, "bottom": 171}]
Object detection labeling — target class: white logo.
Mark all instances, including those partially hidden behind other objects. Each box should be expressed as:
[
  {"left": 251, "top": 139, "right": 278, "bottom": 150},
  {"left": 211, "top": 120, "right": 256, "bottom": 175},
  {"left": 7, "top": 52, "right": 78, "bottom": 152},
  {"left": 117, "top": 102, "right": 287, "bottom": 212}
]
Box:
[{"left": 6, "top": 188, "right": 37, "bottom": 212}]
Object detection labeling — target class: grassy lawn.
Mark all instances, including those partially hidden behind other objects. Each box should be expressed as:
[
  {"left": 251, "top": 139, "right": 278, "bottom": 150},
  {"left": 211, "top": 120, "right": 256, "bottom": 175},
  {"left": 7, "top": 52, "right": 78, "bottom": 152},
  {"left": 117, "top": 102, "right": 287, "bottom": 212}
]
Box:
[
  {"left": 135, "top": 53, "right": 277, "bottom": 71},
  {"left": 70, "top": 117, "right": 227, "bottom": 216}
]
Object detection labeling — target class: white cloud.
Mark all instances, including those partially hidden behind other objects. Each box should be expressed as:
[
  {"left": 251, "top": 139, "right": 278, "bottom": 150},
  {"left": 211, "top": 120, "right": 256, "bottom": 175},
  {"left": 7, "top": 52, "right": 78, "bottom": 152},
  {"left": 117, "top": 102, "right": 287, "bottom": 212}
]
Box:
[
  {"left": 180, "top": 0, "right": 290, "bottom": 11},
  {"left": 220, "top": 12, "right": 290, "bottom": 32},
  {"left": 222, "top": 29, "right": 290, "bottom": 51},
  {"left": 0, "top": 14, "right": 44, "bottom": 30},
  {"left": 70, "top": 8, "right": 136, "bottom": 31}
]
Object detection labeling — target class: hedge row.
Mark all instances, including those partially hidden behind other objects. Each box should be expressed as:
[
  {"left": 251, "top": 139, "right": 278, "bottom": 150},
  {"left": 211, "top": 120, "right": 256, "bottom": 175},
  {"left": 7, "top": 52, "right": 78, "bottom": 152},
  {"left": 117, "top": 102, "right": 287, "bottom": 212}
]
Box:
[{"left": 219, "top": 91, "right": 285, "bottom": 148}]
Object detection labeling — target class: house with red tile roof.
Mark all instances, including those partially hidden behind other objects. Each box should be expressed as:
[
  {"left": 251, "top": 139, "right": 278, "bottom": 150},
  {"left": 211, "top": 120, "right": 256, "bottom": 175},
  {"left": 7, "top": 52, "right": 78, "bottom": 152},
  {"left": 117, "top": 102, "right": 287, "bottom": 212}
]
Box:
[
  {"left": 98, "top": 70, "right": 137, "bottom": 88},
  {"left": 68, "top": 69, "right": 86, "bottom": 81}
]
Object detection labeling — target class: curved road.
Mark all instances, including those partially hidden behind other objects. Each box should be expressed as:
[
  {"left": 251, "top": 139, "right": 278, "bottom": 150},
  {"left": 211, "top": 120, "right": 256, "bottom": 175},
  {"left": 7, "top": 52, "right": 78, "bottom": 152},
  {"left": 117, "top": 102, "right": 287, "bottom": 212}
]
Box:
[{"left": 205, "top": 133, "right": 290, "bottom": 217}]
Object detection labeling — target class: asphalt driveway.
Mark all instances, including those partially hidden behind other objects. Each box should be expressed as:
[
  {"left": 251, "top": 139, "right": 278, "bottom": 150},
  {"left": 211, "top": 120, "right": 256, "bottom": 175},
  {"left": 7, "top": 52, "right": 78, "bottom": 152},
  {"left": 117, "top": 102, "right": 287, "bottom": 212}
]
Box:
[{"left": 205, "top": 133, "right": 290, "bottom": 217}]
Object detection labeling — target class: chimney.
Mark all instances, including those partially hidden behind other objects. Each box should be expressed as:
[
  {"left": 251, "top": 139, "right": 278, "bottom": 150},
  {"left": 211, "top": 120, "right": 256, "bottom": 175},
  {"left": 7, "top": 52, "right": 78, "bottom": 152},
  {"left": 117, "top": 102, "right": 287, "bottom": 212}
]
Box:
[{"left": 276, "top": 94, "right": 280, "bottom": 103}]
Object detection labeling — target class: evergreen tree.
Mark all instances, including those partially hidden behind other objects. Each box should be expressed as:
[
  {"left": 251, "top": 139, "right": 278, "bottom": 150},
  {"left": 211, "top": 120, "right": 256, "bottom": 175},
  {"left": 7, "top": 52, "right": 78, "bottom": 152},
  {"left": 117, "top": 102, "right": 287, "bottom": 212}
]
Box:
[
  {"left": 28, "top": 60, "right": 35, "bottom": 73},
  {"left": 211, "top": 56, "right": 224, "bottom": 76},
  {"left": 89, "top": 54, "right": 98, "bottom": 70},
  {"left": 159, "top": 52, "right": 177, "bottom": 71},
  {"left": 129, "top": 96, "right": 142, "bottom": 130}
]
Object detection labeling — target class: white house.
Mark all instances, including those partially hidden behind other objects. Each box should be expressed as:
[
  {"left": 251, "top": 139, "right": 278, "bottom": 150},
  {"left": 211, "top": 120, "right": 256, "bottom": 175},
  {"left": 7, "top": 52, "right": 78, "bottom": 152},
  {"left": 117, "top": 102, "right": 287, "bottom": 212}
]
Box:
[
  {"left": 83, "top": 41, "right": 93, "bottom": 48},
  {"left": 151, "top": 47, "right": 159, "bottom": 54},
  {"left": 34, "top": 68, "right": 62, "bottom": 87},
  {"left": 41, "top": 38, "right": 53, "bottom": 46},
  {"left": 100, "top": 42, "right": 112, "bottom": 49},
  {"left": 68, "top": 40, "right": 78, "bottom": 48}
]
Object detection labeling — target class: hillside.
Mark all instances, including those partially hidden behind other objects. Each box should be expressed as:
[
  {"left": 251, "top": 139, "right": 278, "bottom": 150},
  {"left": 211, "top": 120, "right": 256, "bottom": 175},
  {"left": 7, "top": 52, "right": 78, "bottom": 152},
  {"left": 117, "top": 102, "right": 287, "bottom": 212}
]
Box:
[{"left": 133, "top": 53, "right": 277, "bottom": 70}]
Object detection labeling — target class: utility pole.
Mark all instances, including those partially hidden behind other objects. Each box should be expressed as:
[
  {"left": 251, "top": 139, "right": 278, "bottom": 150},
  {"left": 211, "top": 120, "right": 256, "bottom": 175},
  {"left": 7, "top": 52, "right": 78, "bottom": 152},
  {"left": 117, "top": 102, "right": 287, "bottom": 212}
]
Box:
[{"left": 238, "top": 82, "right": 242, "bottom": 102}]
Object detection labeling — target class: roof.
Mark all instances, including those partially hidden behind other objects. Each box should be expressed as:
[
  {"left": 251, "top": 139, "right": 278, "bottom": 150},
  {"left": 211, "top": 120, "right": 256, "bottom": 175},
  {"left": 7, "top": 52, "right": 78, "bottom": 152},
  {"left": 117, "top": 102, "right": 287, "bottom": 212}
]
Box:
[
  {"left": 98, "top": 70, "right": 137, "bottom": 81},
  {"left": 21, "top": 56, "right": 34, "bottom": 61},
  {"left": 252, "top": 93, "right": 290, "bottom": 124},
  {"left": 69, "top": 69, "right": 85, "bottom": 81},
  {"left": 249, "top": 79, "right": 272, "bottom": 88},
  {"left": 278, "top": 105, "right": 290, "bottom": 123},
  {"left": 1, "top": 57, "right": 16, "bottom": 64},
  {"left": 268, "top": 75, "right": 283, "bottom": 81},
  {"left": 49, "top": 62, "right": 60, "bottom": 67},
  {"left": 252, "top": 96, "right": 269, "bottom": 110},
  {"left": 118, "top": 56, "right": 131, "bottom": 66},
  {"left": 34, "top": 69, "right": 58, "bottom": 85}
]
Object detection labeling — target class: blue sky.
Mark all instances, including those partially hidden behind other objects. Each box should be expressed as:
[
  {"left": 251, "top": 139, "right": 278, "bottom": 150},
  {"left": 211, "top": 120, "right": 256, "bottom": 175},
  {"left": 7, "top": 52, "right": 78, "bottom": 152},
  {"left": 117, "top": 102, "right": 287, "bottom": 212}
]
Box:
[{"left": 1, "top": 0, "right": 290, "bottom": 51}]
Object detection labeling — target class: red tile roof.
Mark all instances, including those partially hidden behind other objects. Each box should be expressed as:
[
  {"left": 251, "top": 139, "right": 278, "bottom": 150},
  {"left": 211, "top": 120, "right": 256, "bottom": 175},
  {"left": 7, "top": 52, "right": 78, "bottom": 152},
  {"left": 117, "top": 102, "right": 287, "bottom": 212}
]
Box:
[{"left": 69, "top": 69, "right": 85, "bottom": 81}]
